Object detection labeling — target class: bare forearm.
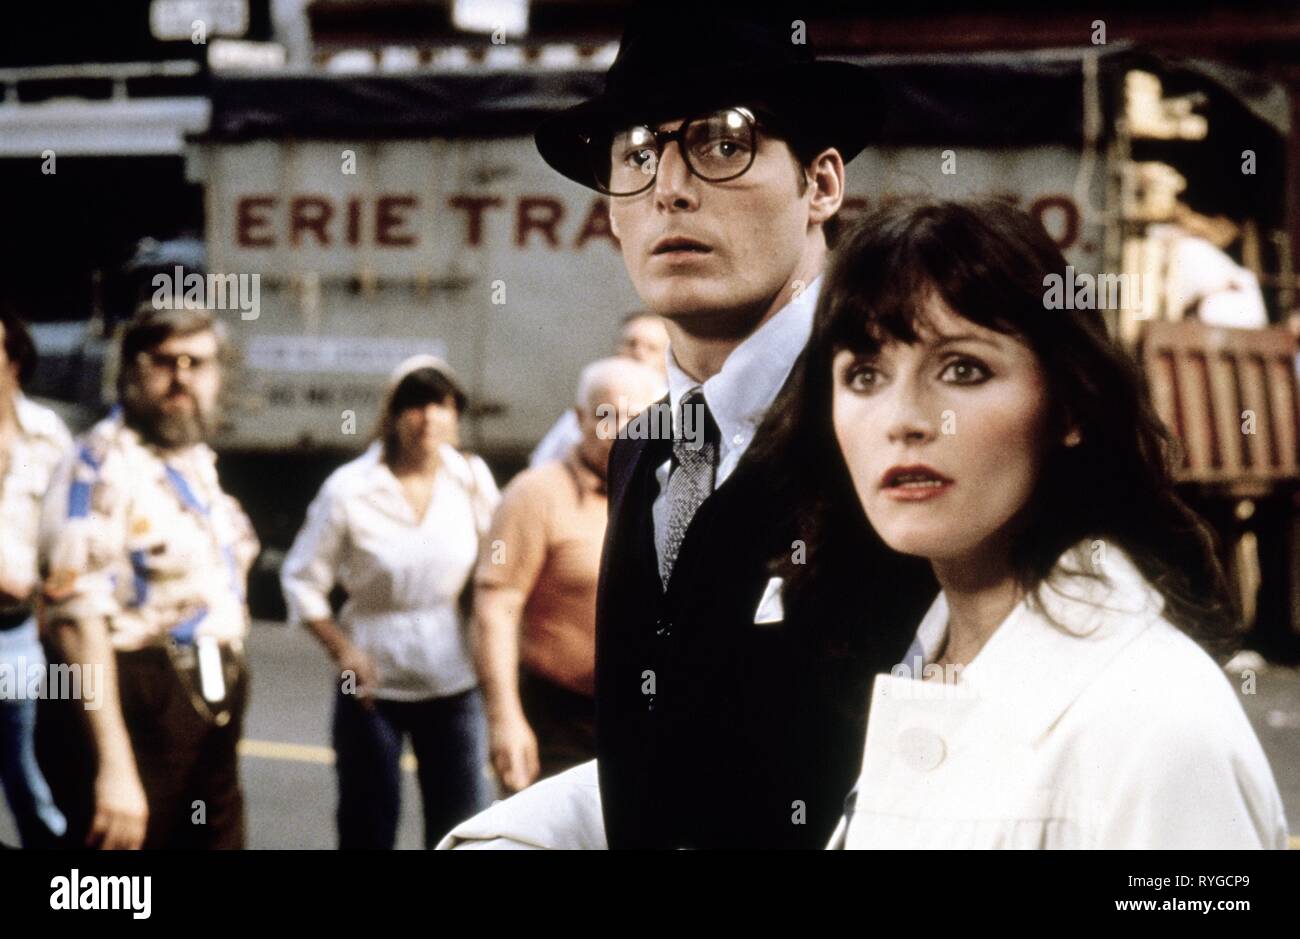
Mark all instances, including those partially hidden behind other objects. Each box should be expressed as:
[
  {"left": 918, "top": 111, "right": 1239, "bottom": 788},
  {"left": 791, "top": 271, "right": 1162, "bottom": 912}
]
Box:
[
  {"left": 49, "top": 617, "right": 136, "bottom": 774},
  {"left": 303, "top": 617, "right": 350, "bottom": 662},
  {"left": 473, "top": 587, "right": 526, "bottom": 721}
]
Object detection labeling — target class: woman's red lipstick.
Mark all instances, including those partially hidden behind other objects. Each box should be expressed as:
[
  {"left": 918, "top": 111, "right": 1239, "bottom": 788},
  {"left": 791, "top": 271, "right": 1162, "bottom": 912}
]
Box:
[{"left": 879, "top": 464, "right": 955, "bottom": 501}]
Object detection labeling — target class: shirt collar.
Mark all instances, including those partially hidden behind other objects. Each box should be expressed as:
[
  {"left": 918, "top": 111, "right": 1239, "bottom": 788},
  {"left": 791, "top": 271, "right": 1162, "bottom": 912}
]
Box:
[
  {"left": 364, "top": 441, "right": 414, "bottom": 506},
  {"left": 664, "top": 276, "right": 821, "bottom": 445},
  {"left": 12, "top": 394, "right": 38, "bottom": 436},
  {"left": 365, "top": 440, "right": 470, "bottom": 493},
  {"left": 13, "top": 393, "right": 61, "bottom": 443}
]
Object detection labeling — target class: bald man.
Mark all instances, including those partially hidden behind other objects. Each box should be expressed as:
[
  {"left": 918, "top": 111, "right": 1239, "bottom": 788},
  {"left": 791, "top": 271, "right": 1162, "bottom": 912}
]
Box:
[
  {"left": 473, "top": 358, "right": 664, "bottom": 791},
  {"left": 529, "top": 313, "right": 669, "bottom": 468}
]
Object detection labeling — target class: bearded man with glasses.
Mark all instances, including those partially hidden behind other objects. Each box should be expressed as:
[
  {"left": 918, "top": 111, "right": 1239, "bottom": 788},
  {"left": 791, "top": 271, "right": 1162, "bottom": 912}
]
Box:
[
  {"left": 36, "top": 306, "right": 259, "bottom": 850},
  {"left": 441, "top": 4, "right": 937, "bottom": 850}
]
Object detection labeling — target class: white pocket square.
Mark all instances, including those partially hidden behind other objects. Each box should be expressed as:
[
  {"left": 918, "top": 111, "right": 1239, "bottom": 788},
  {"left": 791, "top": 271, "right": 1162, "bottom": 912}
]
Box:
[{"left": 753, "top": 576, "right": 785, "bottom": 625}]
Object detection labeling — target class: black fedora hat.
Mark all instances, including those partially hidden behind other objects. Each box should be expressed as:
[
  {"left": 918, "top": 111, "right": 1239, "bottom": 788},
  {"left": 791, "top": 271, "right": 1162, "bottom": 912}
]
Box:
[{"left": 535, "top": 5, "right": 880, "bottom": 191}]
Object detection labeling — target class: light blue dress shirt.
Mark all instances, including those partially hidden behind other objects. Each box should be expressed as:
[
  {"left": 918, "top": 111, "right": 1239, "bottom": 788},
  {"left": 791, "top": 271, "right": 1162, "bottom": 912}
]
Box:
[{"left": 651, "top": 278, "right": 821, "bottom": 563}]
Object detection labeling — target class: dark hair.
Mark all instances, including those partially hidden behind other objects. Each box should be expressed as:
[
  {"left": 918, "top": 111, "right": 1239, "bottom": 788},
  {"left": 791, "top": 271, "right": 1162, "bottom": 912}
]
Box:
[
  {"left": 117, "top": 306, "right": 223, "bottom": 396},
  {"left": 380, "top": 366, "right": 467, "bottom": 462},
  {"left": 759, "top": 197, "right": 1237, "bottom": 654},
  {"left": 388, "top": 367, "right": 466, "bottom": 417},
  {"left": 747, "top": 101, "right": 843, "bottom": 244},
  {"left": 0, "top": 304, "right": 37, "bottom": 388}
]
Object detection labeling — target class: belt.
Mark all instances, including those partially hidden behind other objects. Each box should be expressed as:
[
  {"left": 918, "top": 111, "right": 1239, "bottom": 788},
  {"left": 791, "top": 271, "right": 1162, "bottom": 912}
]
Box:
[
  {"left": 118, "top": 634, "right": 245, "bottom": 656},
  {"left": 119, "top": 636, "right": 247, "bottom": 727},
  {"left": 0, "top": 607, "right": 33, "bottom": 631}
]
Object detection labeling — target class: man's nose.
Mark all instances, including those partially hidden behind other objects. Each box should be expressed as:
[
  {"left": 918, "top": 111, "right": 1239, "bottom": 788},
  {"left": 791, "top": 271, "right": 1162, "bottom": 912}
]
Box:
[{"left": 652, "top": 142, "right": 698, "bottom": 211}]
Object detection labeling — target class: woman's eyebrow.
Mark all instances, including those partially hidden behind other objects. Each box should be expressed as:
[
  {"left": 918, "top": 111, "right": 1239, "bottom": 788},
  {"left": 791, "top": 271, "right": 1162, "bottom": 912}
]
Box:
[{"left": 928, "top": 332, "right": 1004, "bottom": 351}]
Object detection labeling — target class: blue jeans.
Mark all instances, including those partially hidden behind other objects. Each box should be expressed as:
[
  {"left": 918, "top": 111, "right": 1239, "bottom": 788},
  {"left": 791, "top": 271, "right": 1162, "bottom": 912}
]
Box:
[
  {"left": 333, "top": 686, "right": 489, "bottom": 850},
  {"left": 0, "top": 618, "right": 67, "bottom": 847}
]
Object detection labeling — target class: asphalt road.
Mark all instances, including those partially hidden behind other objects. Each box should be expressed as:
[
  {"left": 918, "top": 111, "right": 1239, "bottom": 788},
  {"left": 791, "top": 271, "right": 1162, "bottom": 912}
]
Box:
[{"left": 3, "top": 621, "right": 1299, "bottom": 849}]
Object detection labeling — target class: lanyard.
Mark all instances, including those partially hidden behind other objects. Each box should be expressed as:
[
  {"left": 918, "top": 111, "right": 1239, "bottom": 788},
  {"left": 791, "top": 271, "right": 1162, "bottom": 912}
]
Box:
[{"left": 158, "top": 458, "right": 245, "bottom": 644}]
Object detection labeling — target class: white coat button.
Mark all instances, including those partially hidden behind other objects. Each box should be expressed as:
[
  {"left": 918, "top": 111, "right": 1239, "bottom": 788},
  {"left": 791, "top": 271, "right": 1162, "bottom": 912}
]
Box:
[
  {"left": 731, "top": 434, "right": 745, "bottom": 447},
  {"left": 897, "top": 726, "right": 946, "bottom": 771}
]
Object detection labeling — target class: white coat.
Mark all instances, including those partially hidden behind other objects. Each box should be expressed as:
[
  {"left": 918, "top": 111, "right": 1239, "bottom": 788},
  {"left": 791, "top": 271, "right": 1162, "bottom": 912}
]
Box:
[
  {"left": 437, "top": 758, "right": 605, "bottom": 850},
  {"left": 831, "top": 542, "right": 1288, "bottom": 849},
  {"left": 439, "top": 542, "right": 1288, "bottom": 850}
]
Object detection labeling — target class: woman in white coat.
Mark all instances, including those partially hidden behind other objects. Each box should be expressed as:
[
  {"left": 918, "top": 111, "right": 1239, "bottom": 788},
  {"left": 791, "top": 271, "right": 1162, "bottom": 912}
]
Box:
[
  {"left": 436, "top": 200, "right": 1289, "bottom": 852},
  {"left": 765, "top": 198, "right": 1289, "bottom": 849}
]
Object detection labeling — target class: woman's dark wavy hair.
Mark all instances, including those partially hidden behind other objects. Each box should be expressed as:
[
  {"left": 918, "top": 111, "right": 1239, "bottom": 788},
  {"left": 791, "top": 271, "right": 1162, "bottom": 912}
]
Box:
[{"left": 759, "top": 197, "right": 1238, "bottom": 655}]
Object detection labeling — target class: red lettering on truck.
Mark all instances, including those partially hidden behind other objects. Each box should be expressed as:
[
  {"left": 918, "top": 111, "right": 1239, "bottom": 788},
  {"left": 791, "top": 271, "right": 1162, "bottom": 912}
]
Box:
[
  {"left": 448, "top": 195, "right": 505, "bottom": 247},
  {"left": 376, "top": 196, "right": 418, "bottom": 246},
  {"left": 237, "top": 197, "right": 277, "bottom": 247},
  {"left": 290, "top": 196, "right": 334, "bottom": 247},
  {"left": 516, "top": 197, "right": 563, "bottom": 248}
]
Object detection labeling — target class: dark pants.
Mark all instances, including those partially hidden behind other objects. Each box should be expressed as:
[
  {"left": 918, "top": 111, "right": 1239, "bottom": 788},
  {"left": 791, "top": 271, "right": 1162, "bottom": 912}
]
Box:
[
  {"left": 332, "top": 686, "right": 489, "bottom": 850},
  {"left": 519, "top": 670, "right": 596, "bottom": 782},
  {"left": 37, "top": 643, "right": 248, "bottom": 850}
]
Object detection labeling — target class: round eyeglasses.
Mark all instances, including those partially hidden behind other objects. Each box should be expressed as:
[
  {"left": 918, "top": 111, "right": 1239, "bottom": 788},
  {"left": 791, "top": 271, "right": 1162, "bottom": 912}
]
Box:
[
  {"left": 586, "top": 107, "right": 760, "bottom": 197},
  {"left": 136, "top": 350, "right": 217, "bottom": 375}
]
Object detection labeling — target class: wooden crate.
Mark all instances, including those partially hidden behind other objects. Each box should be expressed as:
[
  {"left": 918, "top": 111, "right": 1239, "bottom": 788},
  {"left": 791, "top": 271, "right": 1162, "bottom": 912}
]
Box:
[{"left": 1140, "top": 321, "right": 1299, "bottom": 491}]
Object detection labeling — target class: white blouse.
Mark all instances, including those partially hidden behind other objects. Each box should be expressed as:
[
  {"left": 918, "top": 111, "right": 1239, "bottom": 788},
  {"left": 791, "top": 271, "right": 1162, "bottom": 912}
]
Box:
[
  {"left": 831, "top": 542, "right": 1289, "bottom": 850},
  {"left": 281, "top": 442, "right": 499, "bottom": 701}
]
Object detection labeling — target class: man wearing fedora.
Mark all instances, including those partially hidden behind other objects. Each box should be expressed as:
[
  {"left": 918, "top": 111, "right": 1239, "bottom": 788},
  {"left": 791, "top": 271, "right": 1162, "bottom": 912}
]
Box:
[{"left": 441, "top": 4, "right": 935, "bottom": 850}]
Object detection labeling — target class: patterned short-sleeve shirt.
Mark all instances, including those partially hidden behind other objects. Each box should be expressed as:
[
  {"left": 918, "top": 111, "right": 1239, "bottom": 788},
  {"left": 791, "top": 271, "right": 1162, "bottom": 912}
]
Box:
[{"left": 40, "top": 408, "right": 259, "bottom": 651}]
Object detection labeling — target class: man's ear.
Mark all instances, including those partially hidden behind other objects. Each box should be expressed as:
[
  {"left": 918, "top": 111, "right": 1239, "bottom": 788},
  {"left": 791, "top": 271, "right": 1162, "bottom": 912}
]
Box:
[{"left": 806, "top": 147, "right": 845, "bottom": 226}]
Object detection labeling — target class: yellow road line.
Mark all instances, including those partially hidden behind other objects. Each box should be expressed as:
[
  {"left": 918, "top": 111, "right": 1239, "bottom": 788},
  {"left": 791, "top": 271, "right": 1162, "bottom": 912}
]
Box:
[{"left": 239, "top": 738, "right": 416, "bottom": 772}]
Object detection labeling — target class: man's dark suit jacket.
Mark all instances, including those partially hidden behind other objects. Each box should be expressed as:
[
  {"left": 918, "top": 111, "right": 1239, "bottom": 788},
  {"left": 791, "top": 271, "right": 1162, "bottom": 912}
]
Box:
[{"left": 593, "top": 401, "right": 939, "bottom": 849}]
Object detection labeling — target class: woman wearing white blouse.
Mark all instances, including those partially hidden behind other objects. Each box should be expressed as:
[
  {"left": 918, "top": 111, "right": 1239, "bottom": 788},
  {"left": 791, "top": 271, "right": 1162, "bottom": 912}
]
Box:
[
  {"left": 765, "top": 198, "right": 1289, "bottom": 849},
  {"left": 282, "top": 355, "right": 499, "bottom": 849}
]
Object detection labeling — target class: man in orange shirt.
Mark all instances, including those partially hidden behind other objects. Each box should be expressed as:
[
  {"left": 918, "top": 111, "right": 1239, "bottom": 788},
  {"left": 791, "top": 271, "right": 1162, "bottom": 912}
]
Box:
[{"left": 473, "top": 357, "right": 663, "bottom": 791}]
